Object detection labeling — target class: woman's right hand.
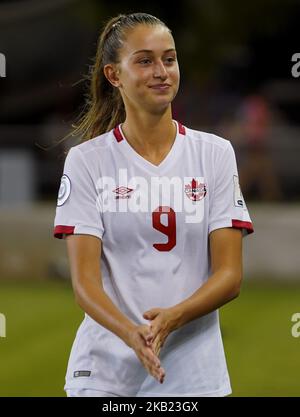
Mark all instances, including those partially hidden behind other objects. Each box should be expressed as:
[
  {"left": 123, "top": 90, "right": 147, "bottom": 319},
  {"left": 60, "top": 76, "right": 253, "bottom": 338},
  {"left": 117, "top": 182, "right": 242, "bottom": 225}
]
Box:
[
  {"left": 65, "top": 235, "right": 165, "bottom": 383},
  {"left": 126, "top": 324, "right": 165, "bottom": 384}
]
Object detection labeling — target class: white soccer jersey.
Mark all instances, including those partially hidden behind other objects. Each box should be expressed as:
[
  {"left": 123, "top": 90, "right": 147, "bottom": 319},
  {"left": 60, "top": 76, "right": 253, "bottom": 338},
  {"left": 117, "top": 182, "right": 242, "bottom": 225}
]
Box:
[{"left": 54, "top": 120, "right": 253, "bottom": 397}]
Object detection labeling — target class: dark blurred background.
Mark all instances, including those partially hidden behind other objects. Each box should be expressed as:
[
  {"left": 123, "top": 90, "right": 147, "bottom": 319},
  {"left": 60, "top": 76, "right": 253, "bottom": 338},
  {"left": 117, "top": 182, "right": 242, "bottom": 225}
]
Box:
[
  {"left": 0, "top": 0, "right": 299, "bottom": 397},
  {"left": 1, "top": 0, "right": 300, "bottom": 202}
]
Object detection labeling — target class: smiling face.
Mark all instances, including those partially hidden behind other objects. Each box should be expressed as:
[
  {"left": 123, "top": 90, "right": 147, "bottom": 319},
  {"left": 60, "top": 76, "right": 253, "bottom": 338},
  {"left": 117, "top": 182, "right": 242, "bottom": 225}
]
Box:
[{"left": 104, "top": 24, "right": 180, "bottom": 115}]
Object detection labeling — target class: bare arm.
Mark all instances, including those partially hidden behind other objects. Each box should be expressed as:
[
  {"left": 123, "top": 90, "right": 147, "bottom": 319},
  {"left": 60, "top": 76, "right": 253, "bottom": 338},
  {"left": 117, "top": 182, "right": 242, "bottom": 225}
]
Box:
[
  {"left": 66, "top": 234, "right": 135, "bottom": 345},
  {"left": 145, "top": 227, "right": 243, "bottom": 355},
  {"left": 170, "top": 227, "right": 243, "bottom": 329},
  {"left": 66, "top": 234, "right": 165, "bottom": 383}
]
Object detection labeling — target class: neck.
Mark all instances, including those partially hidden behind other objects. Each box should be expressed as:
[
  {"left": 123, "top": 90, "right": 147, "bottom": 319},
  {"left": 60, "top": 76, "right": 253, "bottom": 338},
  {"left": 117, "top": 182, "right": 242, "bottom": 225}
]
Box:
[{"left": 121, "top": 106, "right": 176, "bottom": 153}]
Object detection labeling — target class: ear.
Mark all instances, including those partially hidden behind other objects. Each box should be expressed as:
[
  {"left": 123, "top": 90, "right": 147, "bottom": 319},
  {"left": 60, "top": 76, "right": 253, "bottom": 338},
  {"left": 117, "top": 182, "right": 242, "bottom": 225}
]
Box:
[{"left": 103, "top": 64, "right": 121, "bottom": 88}]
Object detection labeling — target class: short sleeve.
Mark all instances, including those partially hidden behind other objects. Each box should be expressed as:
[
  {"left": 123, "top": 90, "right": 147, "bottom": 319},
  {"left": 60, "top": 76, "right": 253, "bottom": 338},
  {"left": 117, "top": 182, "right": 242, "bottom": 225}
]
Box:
[
  {"left": 208, "top": 141, "right": 254, "bottom": 237},
  {"left": 53, "top": 146, "right": 104, "bottom": 240}
]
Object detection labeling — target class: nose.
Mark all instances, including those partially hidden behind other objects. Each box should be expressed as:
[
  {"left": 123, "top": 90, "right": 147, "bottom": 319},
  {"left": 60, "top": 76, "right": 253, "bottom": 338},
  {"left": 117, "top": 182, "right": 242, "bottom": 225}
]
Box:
[{"left": 153, "top": 60, "right": 168, "bottom": 80}]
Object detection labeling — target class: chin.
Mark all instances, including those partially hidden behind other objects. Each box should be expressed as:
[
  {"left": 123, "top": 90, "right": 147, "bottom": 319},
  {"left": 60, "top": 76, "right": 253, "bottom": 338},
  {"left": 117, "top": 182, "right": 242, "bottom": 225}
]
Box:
[
  {"left": 150, "top": 94, "right": 174, "bottom": 107},
  {"left": 148, "top": 102, "right": 172, "bottom": 115},
  {"left": 138, "top": 93, "right": 174, "bottom": 113}
]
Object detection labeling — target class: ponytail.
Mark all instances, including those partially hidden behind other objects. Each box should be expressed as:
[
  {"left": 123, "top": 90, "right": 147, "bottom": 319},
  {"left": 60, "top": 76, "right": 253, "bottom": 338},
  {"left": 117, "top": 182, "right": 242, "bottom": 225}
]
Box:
[{"left": 63, "top": 13, "right": 170, "bottom": 144}]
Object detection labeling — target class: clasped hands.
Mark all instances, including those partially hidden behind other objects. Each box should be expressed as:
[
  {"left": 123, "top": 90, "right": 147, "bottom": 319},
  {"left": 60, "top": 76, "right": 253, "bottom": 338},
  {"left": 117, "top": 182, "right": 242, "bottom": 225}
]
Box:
[{"left": 142, "top": 307, "right": 179, "bottom": 357}]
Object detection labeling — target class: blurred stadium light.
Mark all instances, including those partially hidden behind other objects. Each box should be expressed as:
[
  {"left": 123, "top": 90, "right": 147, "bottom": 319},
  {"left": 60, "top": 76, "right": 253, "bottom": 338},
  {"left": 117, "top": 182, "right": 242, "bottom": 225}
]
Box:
[
  {"left": 0, "top": 52, "right": 6, "bottom": 77},
  {"left": 0, "top": 149, "right": 35, "bottom": 204}
]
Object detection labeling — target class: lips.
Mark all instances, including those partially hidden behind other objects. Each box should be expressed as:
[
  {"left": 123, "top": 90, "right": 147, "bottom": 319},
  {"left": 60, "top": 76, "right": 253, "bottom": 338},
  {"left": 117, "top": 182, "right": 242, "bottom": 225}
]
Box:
[{"left": 149, "top": 84, "right": 171, "bottom": 90}]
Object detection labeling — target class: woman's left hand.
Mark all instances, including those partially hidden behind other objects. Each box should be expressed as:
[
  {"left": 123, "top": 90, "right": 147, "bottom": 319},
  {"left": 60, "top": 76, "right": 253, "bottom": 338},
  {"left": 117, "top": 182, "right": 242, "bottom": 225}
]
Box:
[{"left": 142, "top": 307, "right": 180, "bottom": 356}]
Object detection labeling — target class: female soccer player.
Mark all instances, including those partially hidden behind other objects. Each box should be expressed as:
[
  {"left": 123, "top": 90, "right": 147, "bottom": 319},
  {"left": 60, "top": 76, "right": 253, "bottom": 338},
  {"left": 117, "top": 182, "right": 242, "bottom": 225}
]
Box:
[{"left": 54, "top": 12, "right": 254, "bottom": 397}]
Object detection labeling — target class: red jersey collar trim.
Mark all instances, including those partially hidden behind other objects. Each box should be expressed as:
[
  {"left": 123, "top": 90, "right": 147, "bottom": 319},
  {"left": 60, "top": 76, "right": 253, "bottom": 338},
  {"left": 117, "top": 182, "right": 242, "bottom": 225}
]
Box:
[
  {"left": 113, "top": 125, "right": 124, "bottom": 142},
  {"left": 177, "top": 121, "right": 186, "bottom": 135},
  {"left": 113, "top": 120, "right": 186, "bottom": 143}
]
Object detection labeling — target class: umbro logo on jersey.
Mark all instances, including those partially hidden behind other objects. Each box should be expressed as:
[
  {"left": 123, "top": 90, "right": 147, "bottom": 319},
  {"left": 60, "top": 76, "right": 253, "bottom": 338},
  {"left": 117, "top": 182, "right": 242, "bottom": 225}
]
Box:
[
  {"left": 113, "top": 186, "right": 134, "bottom": 199},
  {"left": 96, "top": 175, "right": 206, "bottom": 223},
  {"left": 185, "top": 178, "right": 207, "bottom": 201}
]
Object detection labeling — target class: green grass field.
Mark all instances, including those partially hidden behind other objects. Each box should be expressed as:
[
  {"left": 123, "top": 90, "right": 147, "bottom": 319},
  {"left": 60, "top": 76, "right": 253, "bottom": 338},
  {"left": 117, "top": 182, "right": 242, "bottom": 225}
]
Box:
[{"left": 0, "top": 279, "right": 299, "bottom": 396}]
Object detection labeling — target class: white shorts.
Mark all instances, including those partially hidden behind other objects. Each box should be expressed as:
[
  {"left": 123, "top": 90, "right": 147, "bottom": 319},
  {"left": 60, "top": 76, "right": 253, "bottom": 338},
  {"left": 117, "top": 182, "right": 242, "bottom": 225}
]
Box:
[{"left": 66, "top": 388, "right": 121, "bottom": 397}]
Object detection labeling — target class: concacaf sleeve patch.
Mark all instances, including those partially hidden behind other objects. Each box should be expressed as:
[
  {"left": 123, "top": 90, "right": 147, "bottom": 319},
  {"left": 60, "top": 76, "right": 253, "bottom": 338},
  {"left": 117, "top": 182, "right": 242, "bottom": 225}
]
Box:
[
  {"left": 57, "top": 174, "right": 71, "bottom": 206},
  {"left": 233, "top": 175, "right": 244, "bottom": 208}
]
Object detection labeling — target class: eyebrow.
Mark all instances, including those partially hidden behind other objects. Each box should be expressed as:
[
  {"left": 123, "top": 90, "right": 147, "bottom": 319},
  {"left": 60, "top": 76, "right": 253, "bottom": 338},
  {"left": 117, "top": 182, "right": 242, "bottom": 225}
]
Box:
[{"left": 132, "top": 48, "right": 176, "bottom": 55}]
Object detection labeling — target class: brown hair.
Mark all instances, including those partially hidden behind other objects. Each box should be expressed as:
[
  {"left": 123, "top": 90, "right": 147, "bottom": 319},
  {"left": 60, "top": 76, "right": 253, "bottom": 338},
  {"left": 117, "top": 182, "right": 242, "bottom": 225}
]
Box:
[{"left": 70, "top": 12, "right": 171, "bottom": 143}]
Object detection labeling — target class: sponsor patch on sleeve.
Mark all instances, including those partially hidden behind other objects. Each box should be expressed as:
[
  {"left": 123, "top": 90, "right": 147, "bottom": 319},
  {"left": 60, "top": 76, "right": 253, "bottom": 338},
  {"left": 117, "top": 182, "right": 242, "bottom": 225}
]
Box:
[
  {"left": 233, "top": 175, "right": 244, "bottom": 208},
  {"left": 57, "top": 174, "right": 71, "bottom": 206}
]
